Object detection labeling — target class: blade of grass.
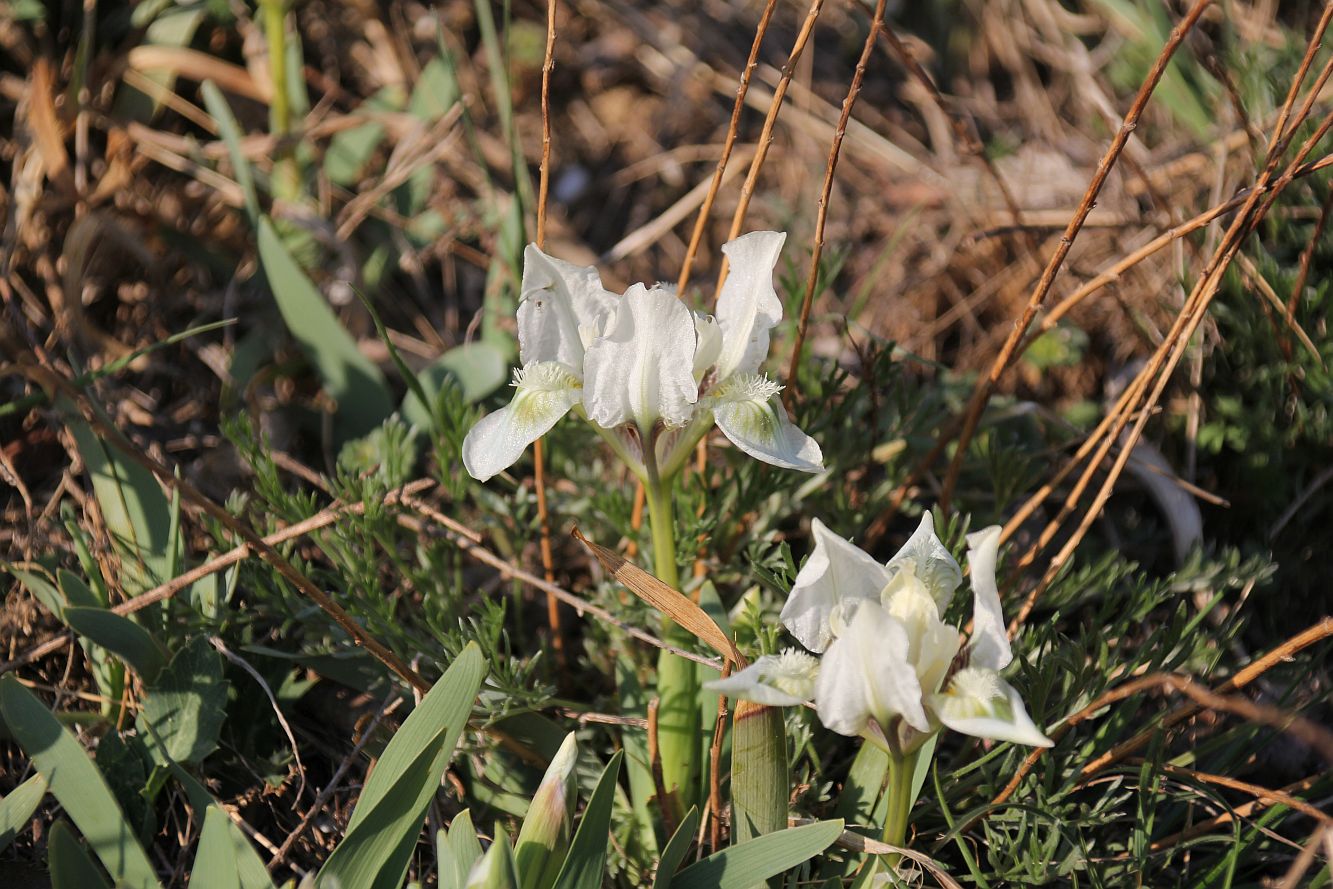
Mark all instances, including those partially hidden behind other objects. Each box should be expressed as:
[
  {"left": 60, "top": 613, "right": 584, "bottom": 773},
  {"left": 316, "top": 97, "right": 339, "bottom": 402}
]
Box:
[
  {"left": 189, "top": 806, "right": 243, "bottom": 889},
  {"left": 48, "top": 820, "right": 113, "bottom": 889},
  {"left": 671, "top": 819, "right": 844, "bottom": 888},
  {"left": 0, "top": 774, "right": 47, "bottom": 855},
  {"left": 0, "top": 676, "right": 161, "bottom": 889},
  {"left": 551, "top": 751, "right": 625, "bottom": 889}
]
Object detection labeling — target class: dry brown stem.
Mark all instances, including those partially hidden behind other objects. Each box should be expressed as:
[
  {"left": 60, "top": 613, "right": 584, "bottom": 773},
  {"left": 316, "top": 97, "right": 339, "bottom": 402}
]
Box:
[
  {"left": 1149, "top": 773, "right": 1328, "bottom": 850},
  {"left": 990, "top": 617, "right": 1333, "bottom": 809},
  {"left": 938, "top": 0, "right": 1215, "bottom": 512},
  {"left": 533, "top": 0, "right": 563, "bottom": 669},
  {"left": 18, "top": 361, "right": 431, "bottom": 692},
  {"left": 712, "top": 0, "right": 826, "bottom": 302},
  {"left": 784, "top": 0, "right": 887, "bottom": 410},
  {"left": 677, "top": 0, "right": 778, "bottom": 293}
]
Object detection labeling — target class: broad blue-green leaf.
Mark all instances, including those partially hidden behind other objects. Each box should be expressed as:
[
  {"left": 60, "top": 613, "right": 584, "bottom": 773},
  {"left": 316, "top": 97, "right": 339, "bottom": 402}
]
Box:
[
  {"left": 464, "top": 829, "right": 520, "bottom": 889},
  {"left": 116, "top": 5, "right": 205, "bottom": 119},
  {"left": 348, "top": 644, "right": 484, "bottom": 829},
  {"left": 57, "top": 570, "right": 102, "bottom": 609},
  {"left": 671, "top": 820, "right": 844, "bottom": 889},
  {"left": 144, "top": 744, "right": 274, "bottom": 889},
  {"left": 438, "top": 810, "right": 483, "bottom": 889},
  {"left": 49, "top": 820, "right": 112, "bottom": 889},
  {"left": 200, "top": 81, "right": 259, "bottom": 224},
  {"left": 834, "top": 742, "right": 888, "bottom": 827},
  {"left": 67, "top": 415, "right": 173, "bottom": 595},
  {"left": 325, "top": 86, "right": 401, "bottom": 186},
  {"left": 257, "top": 216, "right": 391, "bottom": 442},
  {"left": 46, "top": 572, "right": 125, "bottom": 707},
  {"left": 0, "top": 774, "right": 47, "bottom": 854},
  {"left": 651, "top": 806, "right": 700, "bottom": 889},
  {"left": 228, "top": 819, "right": 277, "bottom": 889},
  {"left": 137, "top": 637, "right": 228, "bottom": 764},
  {"left": 409, "top": 57, "right": 459, "bottom": 121},
  {"left": 64, "top": 607, "right": 166, "bottom": 682},
  {"left": 188, "top": 806, "right": 242, "bottom": 889},
  {"left": 402, "top": 342, "right": 510, "bottom": 432},
  {"left": 615, "top": 655, "right": 659, "bottom": 859},
  {"left": 319, "top": 728, "right": 448, "bottom": 889},
  {"left": 910, "top": 734, "right": 938, "bottom": 809},
  {"left": 95, "top": 732, "right": 150, "bottom": 837},
  {"left": 320, "top": 643, "right": 485, "bottom": 889},
  {"left": 0, "top": 676, "right": 161, "bottom": 889},
  {"left": 5, "top": 566, "right": 64, "bottom": 619},
  {"left": 550, "top": 750, "right": 624, "bottom": 889}
]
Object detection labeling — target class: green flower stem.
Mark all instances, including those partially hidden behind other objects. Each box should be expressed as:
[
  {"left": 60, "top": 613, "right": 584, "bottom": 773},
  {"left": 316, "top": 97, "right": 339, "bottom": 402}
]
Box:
[
  {"left": 643, "top": 461, "right": 679, "bottom": 591},
  {"left": 261, "top": 0, "right": 289, "bottom": 136},
  {"left": 881, "top": 748, "right": 920, "bottom": 873},
  {"left": 644, "top": 447, "right": 699, "bottom": 820},
  {"left": 730, "top": 701, "right": 789, "bottom": 844},
  {"left": 260, "top": 0, "right": 300, "bottom": 201}
]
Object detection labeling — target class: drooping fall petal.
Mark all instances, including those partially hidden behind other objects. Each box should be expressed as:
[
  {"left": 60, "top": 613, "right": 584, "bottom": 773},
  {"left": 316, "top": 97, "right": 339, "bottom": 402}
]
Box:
[
  {"left": 815, "top": 603, "right": 929, "bottom": 738},
  {"left": 710, "top": 373, "right": 824, "bottom": 474},
  {"left": 965, "top": 525, "right": 1013, "bottom": 672},
  {"left": 582, "top": 283, "right": 699, "bottom": 431},
  {"left": 929, "top": 667, "right": 1052, "bottom": 748},
  {"left": 517, "top": 245, "right": 618, "bottom": 368},
  {"left": 714, "top": 231, "right": 786, "bottom": 380},
  {"left": 780, "top": 518, "right": 890, "bottom": 654},
  {"left": 462, "top": 363, "right": 582, "bottom": 482},
  {"left": 705, "top": 649, "right": 820, "bottom": 707}
]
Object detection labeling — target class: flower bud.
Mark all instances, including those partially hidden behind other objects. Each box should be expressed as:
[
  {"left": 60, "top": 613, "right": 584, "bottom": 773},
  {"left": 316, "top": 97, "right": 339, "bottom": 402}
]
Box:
[
  {"left": 513, "top": 732, "right": 579, "bottom": 889},
  {"left": 465, "top": 830, "right": 520, "bottom": 889}
]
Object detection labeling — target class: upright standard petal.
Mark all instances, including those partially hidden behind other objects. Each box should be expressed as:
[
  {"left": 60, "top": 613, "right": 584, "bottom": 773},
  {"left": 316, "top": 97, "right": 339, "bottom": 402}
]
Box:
[
  {"left": 710, "top": 373, "right": 824, "bottom": 473},
  {"left": 881, "top": 565, "right": 961, "bottom": 696},
  {"left": 965, "top": 526, "right": 1012, "bottom": 672},
  {"left": 929, "top": 668, "right": 1052, "bottom": 748},
  {"left": 886, "top": 512, "right": 962, "bottom": 608},
  {"left": 780, "top": 518, "right": 890, "bottom": 654},
  {"left": 692, "top": 311, "right": 722, "bottom": 382},
  {"left": 462, "top": 363, "right": 582, "bottom": 482},
  {"left": 815, "top": 604, "right": 929, "bottom": 738},
  {"left": 582, "top": 284, "right": 699, "bottom": 431},
  {"left": 517, "top": 245, "right": 618, "bottom": 368},
  {"left": 704, "top": 650, "right": 819, "bottom": 707},
  {"left": 714, "top": 232, "right": 786, "bottom": 380}
]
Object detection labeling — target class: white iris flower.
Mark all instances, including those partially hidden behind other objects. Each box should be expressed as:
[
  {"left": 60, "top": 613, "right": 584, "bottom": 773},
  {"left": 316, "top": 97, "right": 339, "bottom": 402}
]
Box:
[
  {"left": 709, "top": 513, "right": 1052, "bottom": 754},
  {"left": 462, "top": 232, "right": 823, "bottom": 482}
]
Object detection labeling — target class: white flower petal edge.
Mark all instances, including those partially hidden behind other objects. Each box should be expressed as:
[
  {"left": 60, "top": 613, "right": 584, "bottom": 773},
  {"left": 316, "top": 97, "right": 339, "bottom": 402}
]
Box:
[
  {"left": 714, "top": 231, "right": 786, "bottom": 380},
  {"left": 965, "top": 525, "right": 1012, "bottom": 672},
  {"left": 886, "top": 512, "right": 962, "bottom": 607},
  {"left": 704, "top": 650, "right": 819, "bottom": 707},
  {"left": 461, "top": 363, "right": 582, "bottom": 482},
  {"left": 816, "top": 603, "right": 930, "bottom": 737},
  {"left": 517, "top": 245, "right": 618, "bottom": 368},
  {"left": 780, "top": 518, "right": 890, "bottom": 654},
  {"left": 582, "top": 283, "right": 699, "bottom": 431},
  {"left": 711, "top": 374, "right": 824, "bottom": 474},
  {"left": 929, "top": 668, "right": 1052, "bottom": 747}
]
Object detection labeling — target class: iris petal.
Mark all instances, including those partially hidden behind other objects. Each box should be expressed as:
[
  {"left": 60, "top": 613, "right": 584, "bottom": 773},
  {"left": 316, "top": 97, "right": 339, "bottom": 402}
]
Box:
[
  {"left": 462, "top": 362, "right": 582, "bottom": 482},
  {"left": 710, "top": 374, "right": 823, "bottom": 474},
  {"left": 780, "top": 518, "right": 890, "bottom": 654}
]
